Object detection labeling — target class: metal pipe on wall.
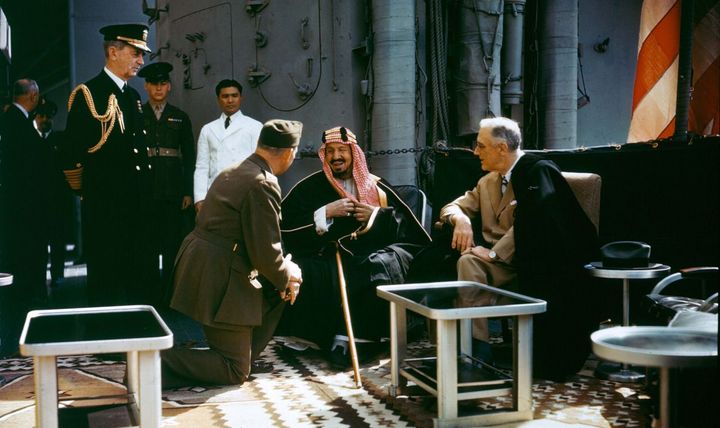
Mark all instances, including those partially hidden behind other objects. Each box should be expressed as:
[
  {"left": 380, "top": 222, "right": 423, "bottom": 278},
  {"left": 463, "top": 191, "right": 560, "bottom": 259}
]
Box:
[
  {"left": 540, "top": 0, "right": 577, "bottom": 149},
  {"left": 68, "top": 0, "right": 77, "bottom": 87},
  {"left": 370, "top": 0, "right": 416, "bottom": 186},
  {"left": 673, "top": 0, "right": 694, "bottom": 143},
  {"left": 501, "top": 0, "right": 525, "bottom": 106},
  {"left": 453, "top": 0, "right": 503, "bottom": 137}
]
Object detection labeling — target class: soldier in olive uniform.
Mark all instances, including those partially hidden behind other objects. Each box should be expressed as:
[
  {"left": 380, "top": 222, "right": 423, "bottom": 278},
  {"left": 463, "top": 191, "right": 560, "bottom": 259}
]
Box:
[
  {"left": 162, "top": 120, "right": 304, "bottom": 388},
  {"left": 138, "top": 62, "right": 195, "bottom": 307},
  {"left": 63, "top": 24, "right": 154, "bottom": 306}
]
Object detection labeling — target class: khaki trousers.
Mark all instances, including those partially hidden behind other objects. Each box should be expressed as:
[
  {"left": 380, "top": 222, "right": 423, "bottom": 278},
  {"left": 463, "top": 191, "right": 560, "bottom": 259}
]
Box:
[
  {"left": 456, "top": 253, "right": 517, "bottom": 340},
  {"left": 161, "top": 298, "right": 285, "bottom": 388}
]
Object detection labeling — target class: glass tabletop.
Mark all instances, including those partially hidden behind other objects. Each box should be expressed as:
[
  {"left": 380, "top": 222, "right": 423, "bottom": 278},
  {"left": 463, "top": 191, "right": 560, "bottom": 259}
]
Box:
[
  {"left": 23, "top": 310, "right": 168, "bottom": 344},
  {"left": 389, "top": 285, "right": 527, "bottom": 309},
  {"left": 19, "top": 305, "right": 174, "bottom": 356},
  {"left": 377, "top": 281, "right": 546, "bottom": 320}
]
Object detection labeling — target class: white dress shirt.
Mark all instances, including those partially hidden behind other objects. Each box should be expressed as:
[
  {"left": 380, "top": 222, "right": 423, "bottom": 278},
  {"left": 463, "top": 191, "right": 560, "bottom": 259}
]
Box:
[{"left": 103, "top": 67, "right": 127, "bottom": 91}]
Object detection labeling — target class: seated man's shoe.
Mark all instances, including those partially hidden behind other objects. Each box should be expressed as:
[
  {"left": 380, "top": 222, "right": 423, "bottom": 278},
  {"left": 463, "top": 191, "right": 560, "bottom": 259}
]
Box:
[
  {"left": 328, "top": 345, "right": 352, "bottom": 370},
  {"left": 327, "top": 341, "right": 387, "bottom": 370},
  {"left": 251, "top": 360, "right": 274, "bottom": 374}
]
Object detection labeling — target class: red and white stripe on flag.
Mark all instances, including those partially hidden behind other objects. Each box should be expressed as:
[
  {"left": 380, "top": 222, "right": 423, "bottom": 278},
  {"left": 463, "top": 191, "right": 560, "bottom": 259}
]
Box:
[
  {"left": 628, "top": 0, "right": 681, "bottom": 142},
  {"left": 628, "top": 0, "right": 719, "bottom": 142}
]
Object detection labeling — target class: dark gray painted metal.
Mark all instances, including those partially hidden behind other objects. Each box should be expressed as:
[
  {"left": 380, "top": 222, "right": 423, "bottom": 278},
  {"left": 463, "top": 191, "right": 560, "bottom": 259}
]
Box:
[
  {"left": 540, "top": 0, "right": 577, "bottom": 149},
  {"left": 452, "top": 0, "right": 503, "bottom": 136},
  {"left": 369, "top": 0, "right": 416, "bottom": 185},
  {"left": 68, "top": 0, "right": 648, "bottom": 183},
  {"left": 577, "top": 0, "right": 641, "bottom": 146},
  {"left": 501, "top": 0, "right": 525, "bottom": 105},
  {"left": 673, "top": 0, "right": 694, "bottom": 143}
]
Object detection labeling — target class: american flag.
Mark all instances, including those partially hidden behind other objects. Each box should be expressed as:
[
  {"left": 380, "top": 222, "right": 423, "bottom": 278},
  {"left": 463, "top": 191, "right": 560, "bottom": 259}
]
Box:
[{"left": 627, "top": 0, "right": 719, "bottom": 142}]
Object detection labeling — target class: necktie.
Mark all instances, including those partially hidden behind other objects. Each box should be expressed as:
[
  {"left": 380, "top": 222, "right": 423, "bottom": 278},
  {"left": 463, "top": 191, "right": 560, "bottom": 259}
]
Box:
[
  {"left": 154, "top": 105, "right": 162, "bottom": 120},
  {"left": 122, "top": 83, "right": 128, "bottom": 93},
  {"left": 501, "top": 176, "right": 509, "bottom": 195},
  {"left": 224, "top": 116, "right": 231, "bottom": 129}
]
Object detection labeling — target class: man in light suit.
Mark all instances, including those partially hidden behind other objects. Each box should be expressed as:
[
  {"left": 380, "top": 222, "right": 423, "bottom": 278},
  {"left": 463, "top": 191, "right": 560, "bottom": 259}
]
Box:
[
  {"left": 438, "top": 117, "right": 521, "bottom": 357},
  {"left": 193, "top": 79, "right": 262, "bottom": 212},
  {"left": 162, "top": 119, "right": 303, "bottom": 388},
  {"left": 439, "top": 116, "right": 599, "bottom": 380}
]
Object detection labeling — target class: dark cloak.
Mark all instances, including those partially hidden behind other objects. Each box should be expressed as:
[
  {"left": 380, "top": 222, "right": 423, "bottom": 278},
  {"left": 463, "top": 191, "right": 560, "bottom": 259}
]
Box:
[
  {"left": 278, "top": 171, "right": 431, "bottom": 348},
  {"left": 511, "top": 153, "right": 600, "bottom": 381}
]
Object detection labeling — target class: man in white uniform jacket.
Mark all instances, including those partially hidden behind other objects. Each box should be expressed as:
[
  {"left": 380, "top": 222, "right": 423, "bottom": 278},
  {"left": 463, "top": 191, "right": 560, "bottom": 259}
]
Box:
[{"left": 194, "top": 79, "right": 262, "bottom": 211}]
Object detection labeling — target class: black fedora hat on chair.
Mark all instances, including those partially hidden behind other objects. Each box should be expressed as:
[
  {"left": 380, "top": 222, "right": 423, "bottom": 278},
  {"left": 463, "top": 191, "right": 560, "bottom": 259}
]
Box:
[{"left": 591, "top": 241, "right": 653, "bottom": 269}]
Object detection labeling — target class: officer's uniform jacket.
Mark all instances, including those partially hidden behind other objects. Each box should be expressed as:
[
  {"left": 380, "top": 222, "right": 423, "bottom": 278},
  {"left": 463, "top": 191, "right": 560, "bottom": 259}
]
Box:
[
  {"left": 171, "top": 153, "right": 293, "bottom": 329},
  {"left": 193, "top": 111, "right": 261, "bottom": 202},
  {"left": 65, "top": 70, "right": 150, "bottom": 202},
  {"left": 63, "top": 70, "right": 153, "bottom": 304},
  {"left": 142, "top": 102, "right": 195, "bottom": 201}
]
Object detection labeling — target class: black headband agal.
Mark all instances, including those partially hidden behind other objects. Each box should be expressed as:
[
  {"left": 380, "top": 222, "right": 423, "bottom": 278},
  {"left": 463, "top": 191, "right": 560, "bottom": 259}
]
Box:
[{"left": 322, "top": 127, "right": 349, "bottom": 143}]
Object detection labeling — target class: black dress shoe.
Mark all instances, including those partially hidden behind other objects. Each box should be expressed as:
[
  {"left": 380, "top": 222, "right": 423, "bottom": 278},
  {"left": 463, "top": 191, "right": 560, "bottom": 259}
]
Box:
[
  {"left": 327, "top": 342, "right": 387, "bottom": 370},
  {"left": 251, "top": 360, "right": 274, "bottom": 374},
  {"left": 327, "top": 346, "right": 352, "bottom": 370}
]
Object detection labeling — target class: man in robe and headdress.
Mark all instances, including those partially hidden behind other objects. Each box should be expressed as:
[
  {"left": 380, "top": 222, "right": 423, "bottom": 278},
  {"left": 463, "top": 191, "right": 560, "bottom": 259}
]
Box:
[{"left": 279, "top": 126, "right": 430, "bottom": 367}]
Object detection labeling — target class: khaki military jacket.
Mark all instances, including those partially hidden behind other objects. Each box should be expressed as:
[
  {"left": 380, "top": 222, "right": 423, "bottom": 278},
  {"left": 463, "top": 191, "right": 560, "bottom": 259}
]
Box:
[{"left": 171, "top": 153, "right": 292, "bottom": 328}]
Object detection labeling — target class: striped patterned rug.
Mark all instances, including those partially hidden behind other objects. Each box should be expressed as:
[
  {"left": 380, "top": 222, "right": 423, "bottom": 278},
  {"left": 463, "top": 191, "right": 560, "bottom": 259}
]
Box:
[{"left": 0, "top": 339, "right": 651, "bottom": 427}]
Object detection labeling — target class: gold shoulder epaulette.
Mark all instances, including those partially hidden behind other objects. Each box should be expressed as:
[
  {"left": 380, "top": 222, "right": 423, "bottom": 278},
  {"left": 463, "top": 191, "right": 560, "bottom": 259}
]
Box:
[{"left": 68, "top": 84, "right": 125, "bottom": 153}]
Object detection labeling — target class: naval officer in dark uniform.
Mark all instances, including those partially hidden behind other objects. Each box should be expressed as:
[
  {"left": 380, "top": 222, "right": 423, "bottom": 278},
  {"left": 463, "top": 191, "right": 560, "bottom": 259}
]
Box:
[
  {"left": 138, "top": 62, "right": 195, "bottom": 307},
  {"left": 63, "top": 24, "right": 155, "bottom": 306}
]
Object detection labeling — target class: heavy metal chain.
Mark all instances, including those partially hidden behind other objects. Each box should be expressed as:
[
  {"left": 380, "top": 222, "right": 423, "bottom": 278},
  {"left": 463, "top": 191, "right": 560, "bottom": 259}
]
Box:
[
  {"left": 299, "top": 146, "right": 432, "bottom": 158},
  {"left": 366, "top": 147, "right": 431, "bottom": 157}
]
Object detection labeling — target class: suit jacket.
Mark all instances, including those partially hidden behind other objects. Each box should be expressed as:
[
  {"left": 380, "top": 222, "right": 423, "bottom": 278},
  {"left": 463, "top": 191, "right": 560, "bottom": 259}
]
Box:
[
  {"left": 64, "top": 71, "right": 150, "bottom": 202},
  {"left": 143, "top": 102, "right": 195, "bottom": 200},
  {"left": 193, "top": 111, "right": 262, "bottom": 202},
  {"left": 171, "top": 153, "right": 292, "bottom": 329},
  {"left": 0, "top": 104, "right": 55, "bottom": 256},
  {"left": 439, "top": 171, "right": 516, "bottom": 263}
]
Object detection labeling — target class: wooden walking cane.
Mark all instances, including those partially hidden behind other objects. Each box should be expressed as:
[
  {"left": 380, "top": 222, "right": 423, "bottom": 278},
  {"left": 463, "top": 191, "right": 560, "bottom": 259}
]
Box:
[{"left": 335, "top": 243, "right": 362, "bottom": 388}]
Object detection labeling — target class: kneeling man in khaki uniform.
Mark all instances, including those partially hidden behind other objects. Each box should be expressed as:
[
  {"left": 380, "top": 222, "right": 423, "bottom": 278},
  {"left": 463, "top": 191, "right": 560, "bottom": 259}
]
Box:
[{"left": 162, "top": 120, "right": 303, "bottom": 388}]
